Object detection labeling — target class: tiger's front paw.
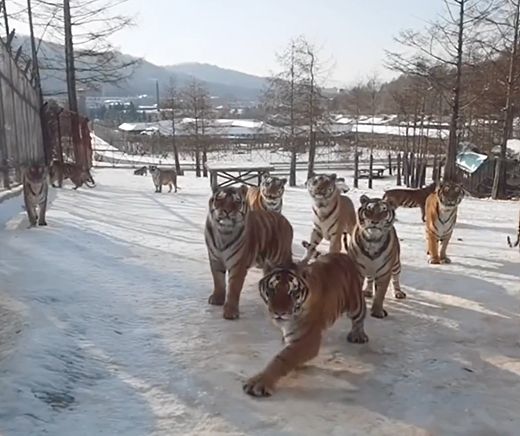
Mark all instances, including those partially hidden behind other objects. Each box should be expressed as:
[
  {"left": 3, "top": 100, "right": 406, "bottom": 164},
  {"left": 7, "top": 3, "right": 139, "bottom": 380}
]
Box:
[
  {"left": 440, "top": 257, "right": 452, "bottom": 264},
  {"left": 394, "top": 290, "right": 406, "bottom": 299},
  {"left": 38, "top": 220, "right": 48, "bottom": 226},
  {"left": 428, "top": 257, "right": 441, "bottom": 265},
  {"left": 243, "top": 374, "right": 274, "bottom": 397},
  {"left": 347, "top": 330, "right": 369, "bottom": 344},
  {"left": 371, "top": 307, "right": 388, "bottom": 319},
  {"left": 223, "top": 303, "right": 239, "bottom": 320},
  {"left": 208, "top": 292, "right": 225, "bottom": 306}
]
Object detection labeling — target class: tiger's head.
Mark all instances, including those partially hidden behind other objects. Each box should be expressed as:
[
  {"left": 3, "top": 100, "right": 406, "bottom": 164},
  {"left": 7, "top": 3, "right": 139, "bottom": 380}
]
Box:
[
  {"left": 357, "top": 195, "right": 396, "bottom": 240},
  {"left": 258, "top": 268, "right": 309, "bottom": 322},
  {"left": 25, "top": 163, "right": 47, "bottom": 183},
  {"left": 307, "top": 173, "right": 338, "bottom": 200},
  {"left": 436, "top": 181, "right": 464, "bottom": 207},
  {"left": 260, "top": 175, "right": 286, "bottom": 200},
  {"left": 209, "top": 185, "right": 249, "bottom": 231}
]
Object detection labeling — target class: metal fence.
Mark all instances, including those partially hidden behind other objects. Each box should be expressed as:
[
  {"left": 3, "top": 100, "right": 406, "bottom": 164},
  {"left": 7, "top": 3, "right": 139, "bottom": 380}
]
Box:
[{"left": 0, "top": 38, "right": 45, "bottom": 190}]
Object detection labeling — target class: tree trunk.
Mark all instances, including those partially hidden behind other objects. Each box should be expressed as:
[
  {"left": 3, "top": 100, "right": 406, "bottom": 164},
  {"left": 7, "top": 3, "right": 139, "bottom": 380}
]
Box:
[
  {"left": 307, "top": 131, "right": 316, "bottom": 180},
  {"left": 492, "top": 0, "right": 520, "bottom": 199},
  {"left": 64, "top": 0, "right": 82, "bottom": 168},
  {"left": 368, "top": 153, "right": 374, "bottom": 189},
  {"left": 289, "top": 143, "right": 297, "bottom": 187},
  {"left": 396, "top": 152, "right": 402, "bottom": 186},
  {"left": 444, "top": 0, "right": 465, "bottom": 182},
  {"left": 195, "top": 146, "right": 201, "bottom": 177},
  {"left": 353, "top": 142, "right": 359, "bottom": 188}
]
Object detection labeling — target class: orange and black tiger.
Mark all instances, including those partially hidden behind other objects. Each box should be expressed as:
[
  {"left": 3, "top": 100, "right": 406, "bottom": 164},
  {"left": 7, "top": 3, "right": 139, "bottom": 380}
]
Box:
[
  {"left": 425, "top": 180, "right": 464, "bottom": 264},
  {"left": 50, "top": 160, "right": 95, "bottom": 190},
  {"left": 243, "top": 252, "right": 367, "bottom": 397},
  {"left": 301, "top": 173, "right": 356, "bottom": 263},
  {"left": 246, "top": 175, "right": 287, "bottom": 213},
  {"left": 205, "top": 185, "right": 294, "bottom": 320},
  {"left": 346, "top": 194, "right": 404, "bottom": 319},
  {"left": 383, "top": 182, "right": 436, "bottom": 222},
  {"left": 507, "top": 208, "right": 519, "bottom": 250}
]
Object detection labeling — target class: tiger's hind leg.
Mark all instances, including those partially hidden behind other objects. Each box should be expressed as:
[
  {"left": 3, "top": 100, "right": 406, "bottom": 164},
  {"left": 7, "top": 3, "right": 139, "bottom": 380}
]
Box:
[
  {"left": 346, "top": 294, "right": 369, "bottom": 343},
  {"left": 371, "top": 274, "right": 391, "bottom": 318},
  {"left": 168, "top": 183, "right": 172, "bottom": 193},
  {"left": 243, "top": 329, "right": 322, "bottom": 397},
  {"left": 208, "top": 259, "right": 226, "bottom": 307}
]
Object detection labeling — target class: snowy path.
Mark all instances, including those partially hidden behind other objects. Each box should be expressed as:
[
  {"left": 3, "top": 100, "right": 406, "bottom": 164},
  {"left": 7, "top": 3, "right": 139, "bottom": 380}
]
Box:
[{"left": 0, "top": 169, "right": 519, "bottom": 436}]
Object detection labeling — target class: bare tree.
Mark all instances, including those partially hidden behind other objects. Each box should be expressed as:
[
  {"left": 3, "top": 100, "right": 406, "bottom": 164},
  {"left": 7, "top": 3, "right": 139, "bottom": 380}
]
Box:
[
  {"left": 181, "top": 78, "right": 212, "bottom": 178},
  {"left": 295, "top": 38, "right": 328, "bottom": 180},
  {"left": 387, "top": 0, "right": 496, "bottom": 181},
  {"left": 166, "top": 76, "right": 181, "bottom": 174},
  {"left": 490, "top": 0, "right": 520, "bottom": 198},
  {"left": 366, "top": 73, "right": 381, "bottom": 188},
  {"left": 10, "top": 0, "right": 137, "bottom": 93},
  {"left": 263, "top": 38, "right": 303, "bottom": 186}
]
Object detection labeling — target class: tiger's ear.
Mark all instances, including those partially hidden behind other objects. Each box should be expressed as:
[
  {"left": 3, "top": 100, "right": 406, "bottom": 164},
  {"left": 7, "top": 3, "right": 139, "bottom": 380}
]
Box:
[
  {"left": 359, "top": 194, "right": 370, "bottom": 205},
  {"left": 280, "top": 178, "right": 287, "bottom": 186},
  {"left": 329, "top": 173, "right": 337, "bottom": 181},
  {"left": 239, "top": 184, "right": 249, "bottom": 198}
]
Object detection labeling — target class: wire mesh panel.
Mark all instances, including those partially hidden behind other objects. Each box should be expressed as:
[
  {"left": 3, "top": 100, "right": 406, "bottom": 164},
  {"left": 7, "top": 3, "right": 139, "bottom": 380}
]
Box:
[{"left": 0, "top": 38, "right": 44, "bottom": 190}]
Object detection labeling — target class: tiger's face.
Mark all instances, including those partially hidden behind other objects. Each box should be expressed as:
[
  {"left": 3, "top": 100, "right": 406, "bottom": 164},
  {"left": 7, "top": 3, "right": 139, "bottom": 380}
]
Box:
[
  {"left": 209, "top": 185, "right": 249, "bottom": 230},
  {"left": 307, "top": 173, "right": 338, "bottom": 200},
  {"left": 358, "top": 195, "right": 396, "bottom": 240},
  {"left": 260, "top": 176, "right": 286, "bottom": 200},
  {"left": 259, "top": 269, "right": 309, "bottom": 322},
  {"left": 25, "top": 164, "right": 47, "bottom": 183},
  {"left": 437, "top": 181, "right": 464, "bottom": 207}
]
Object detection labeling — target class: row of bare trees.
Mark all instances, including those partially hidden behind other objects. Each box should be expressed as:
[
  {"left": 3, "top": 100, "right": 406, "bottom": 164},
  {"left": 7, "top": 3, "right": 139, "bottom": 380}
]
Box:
[{"left": 263, "top": 36, "right": 328, "bottom": 186}]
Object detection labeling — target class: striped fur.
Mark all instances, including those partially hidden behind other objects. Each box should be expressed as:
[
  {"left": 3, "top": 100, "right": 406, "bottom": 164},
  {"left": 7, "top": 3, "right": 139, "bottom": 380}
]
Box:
[
  {"left": 23, "top": 163, "right": 49, "bottom": 227},
  {"left": 425, "top": 181, "right": 464, "bottom": 264},
  {"left": 205, "top": 185, "right": 294, "bottom": 320},
  {"left": 243, "top": 253, "right": 367, "bottom": 397},
  {"left": 246, "top": 175, "right": 286, "bottom": 213},
  {"left": 301, "top": 173, "right": 356, "bottom": 263},
  {"left": 347, "top": 195, "right": 404, "bottom": 319},
  {"left": 50, "top": 160, "right": 95, "bottom": 189},
  {"left": 507, "top": 208, "right": 519, "bottom": 250},
  {"left": 383, "top": 182, "right": 436, "bottom": 222}
]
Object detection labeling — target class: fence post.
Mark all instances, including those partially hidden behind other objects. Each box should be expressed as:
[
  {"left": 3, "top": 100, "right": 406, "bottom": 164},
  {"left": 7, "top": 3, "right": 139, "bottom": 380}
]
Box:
[
  {"left": 388, "top": 152, "right": 392, "bottom": 175},
  {"left": 396, "top": 152, "right": 402, "bottom": 186},
  {"left": 353, "top": 145, "right": 359, "bottom": 188},
  {"left": 368, "top": 152, "right": 374, "bottom": 189},
  {"left": 0, "top": 73, "right": 9, "bottom": 189}
]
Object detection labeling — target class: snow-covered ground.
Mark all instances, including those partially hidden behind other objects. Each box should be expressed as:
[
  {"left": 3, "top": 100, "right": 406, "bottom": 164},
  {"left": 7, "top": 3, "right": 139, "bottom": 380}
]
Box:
[{"left": 0, "top": 168, "right": 519, "bottom": 435}]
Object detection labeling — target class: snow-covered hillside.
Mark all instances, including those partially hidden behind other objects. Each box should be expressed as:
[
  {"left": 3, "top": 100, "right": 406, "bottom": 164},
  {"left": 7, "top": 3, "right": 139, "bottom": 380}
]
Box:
[{"left": 0, "top": 169, "right": 519, "bottom": 435}]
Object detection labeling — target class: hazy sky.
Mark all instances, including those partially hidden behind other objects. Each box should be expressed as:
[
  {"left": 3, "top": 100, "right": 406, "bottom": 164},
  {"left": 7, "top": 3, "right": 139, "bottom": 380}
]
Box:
[{"left": 22, "top": 0, "right": 445, "bottom": 86}]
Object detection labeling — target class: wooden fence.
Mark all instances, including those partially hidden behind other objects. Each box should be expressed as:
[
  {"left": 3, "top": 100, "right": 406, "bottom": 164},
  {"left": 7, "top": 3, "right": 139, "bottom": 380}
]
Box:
[{"left": 0, "top": 38, "right": 45, "bottom": 190}]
